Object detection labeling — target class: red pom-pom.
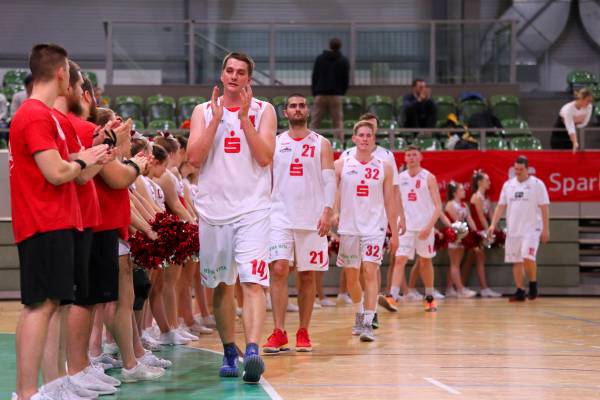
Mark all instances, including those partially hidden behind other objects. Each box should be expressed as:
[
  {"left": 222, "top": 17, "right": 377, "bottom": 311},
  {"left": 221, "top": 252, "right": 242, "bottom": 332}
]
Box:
[
  {"left": 492, "top": 229, "right": 506, "bottom": 248},
  {"left": 434, "top": 230, "right": 447, "bottom": 250},
  {"left": 328, "top": 235, "right": 340, "bottom": 257},
  {"left": 129, "top": 231, "right": 165, "bottom": 269},
  {"left": 461, "top": 230, "right": 482, "bottom": 249}
]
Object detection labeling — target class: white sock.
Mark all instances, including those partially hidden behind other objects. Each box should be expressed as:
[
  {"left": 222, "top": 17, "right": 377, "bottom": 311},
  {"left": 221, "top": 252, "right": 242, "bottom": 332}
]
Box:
[
  {"left": 390, "top": 287, "right": 400, "bottom": 300},
  {"left": 354, "top": 301, "right": 364, "bottom": 314},
  {"left": 425, "top": 287, "right": 434, "bottom": 296},
  {"left": 363, "top": 311, "right": 375, "bottom": 326}
]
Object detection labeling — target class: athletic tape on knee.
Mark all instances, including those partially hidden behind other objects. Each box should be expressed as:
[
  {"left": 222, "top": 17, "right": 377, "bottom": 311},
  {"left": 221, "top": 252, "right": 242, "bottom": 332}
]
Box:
[{"left": 322, "top": 169, "right": 336, "bottom": 209}]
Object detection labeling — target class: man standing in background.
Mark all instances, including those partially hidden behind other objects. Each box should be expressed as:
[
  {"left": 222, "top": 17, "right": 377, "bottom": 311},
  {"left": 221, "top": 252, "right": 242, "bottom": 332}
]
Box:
[{"left": 310, "top": 38, "right": 350, "bottom": 143}]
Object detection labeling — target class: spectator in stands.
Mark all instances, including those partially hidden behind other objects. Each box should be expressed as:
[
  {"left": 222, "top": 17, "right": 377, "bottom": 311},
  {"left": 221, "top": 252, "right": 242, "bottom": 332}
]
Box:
[
  {"left": 94, "top": 85, "right": 110, "bottom": 107},
  {"left": 310, "top": 37, "right": 350, "bottom": 142},
  {"left": 552, "top": 88, "right": 593, "bottom": 152},
  {"left": 10, "top": 74, "right": 33, "bottom": 117},
  {"left": 402, "top": 78, "right": 436, "bottom": 129}
]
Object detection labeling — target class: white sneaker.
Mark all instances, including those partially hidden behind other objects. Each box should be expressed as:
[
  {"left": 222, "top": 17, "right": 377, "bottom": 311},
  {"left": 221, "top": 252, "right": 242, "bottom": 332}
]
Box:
[
  {"left": 458, "top": 288, "right": 477, "bottom": 298},
  {"left": 405, "top": 290, "right": 424, "bottom": 301},
  {"left": 89, "top": 353, "right": 122, "bottom": 369},
  {"left": 63, "top": 377, "right": 100, "bottom": 399},
  {"left": 89, "top": 364, "right": 121, "bottom": 386},
  {"left": 102, "top": 342, "right": 119, "bottom": 355},
  {"left": 313, "top": 300, "right": 322, "bottom": 309},
  {"left": 480, "top": 288, "right": 502, "bottom": 298},
  {"left": 445, "top": 287, "right": 458, "bottom": 298},
  {"left": 337, "top": 293, "right": 353, "bottom": 305},
  {"left": 287, "top": 301, "right": 299, "bottom": 312},
  {"left": 177, "top": 326, "right": 199, "bottom": 341},
  {"left": 146, "top": 325, "right": 161, "bottom": 339},
  {"left": 433, "top": 289, "right": 445, "bottom": 300},
  {"left": 351, "top": 313, "right": 364, "bottom": 336},
  {"left": 158, "top": 330, "right": 190, "bottom": 345},
  {"left": 319, "top": 297, "right": 336, "bottom": 307},
  {"left": 266, "top": 294, "right": 272, "bottom": 311},
  {"left": 69, "top": 368, "right": 118, "bottom": 395},
  {"left": 121, "top": 362, "right": 165, "bottom": 383},
  {"left": 195, "top": 314, "right": 216, "bottom": 328},
  {"left": 187, "top": 321, "right": 213, "bottom": 335},
  {"left": 141, "top": 335, "right": 162, "bottom": 352},
  {"left": 138, "top": 350, "right": 172, "bottom": 369}
]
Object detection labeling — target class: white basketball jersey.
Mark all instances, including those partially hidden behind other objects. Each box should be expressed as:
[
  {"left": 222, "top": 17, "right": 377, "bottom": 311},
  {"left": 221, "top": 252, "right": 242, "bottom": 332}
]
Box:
[
  {"left": 194, "top": 98, "right": 271, "bottom": 225},
  {"left": 338, "top": 156, "right": 387, "bottom": 236},
  {"left": 399, "top": 168, "right": 435, "bottom": 231},
  {"left": 271, "top": 131, "right": 326, "bottom": 231}
]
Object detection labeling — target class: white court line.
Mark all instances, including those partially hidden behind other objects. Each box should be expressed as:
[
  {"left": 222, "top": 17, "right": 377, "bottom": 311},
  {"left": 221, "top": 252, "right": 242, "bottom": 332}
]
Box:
[
  {"left": 424, "top": 377, "right": 461, "bottom": 395},
  {"left": 197, "top": 347, "right": 284, "bottom": 400}
]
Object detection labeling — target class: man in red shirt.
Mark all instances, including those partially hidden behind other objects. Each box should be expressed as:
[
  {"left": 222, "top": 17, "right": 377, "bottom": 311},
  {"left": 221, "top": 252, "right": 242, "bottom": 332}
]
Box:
[{"left": 9, "top": 44, "right": 107, "bottom": 400}]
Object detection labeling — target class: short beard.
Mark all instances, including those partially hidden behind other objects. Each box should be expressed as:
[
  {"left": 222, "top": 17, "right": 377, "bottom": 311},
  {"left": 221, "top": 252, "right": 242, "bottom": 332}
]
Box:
[
  {"left": 289, "top": 118, "right": 308, "bottom": 129},
  {"left": 67, "top": 93, "right": 83, "bottom": 116}
]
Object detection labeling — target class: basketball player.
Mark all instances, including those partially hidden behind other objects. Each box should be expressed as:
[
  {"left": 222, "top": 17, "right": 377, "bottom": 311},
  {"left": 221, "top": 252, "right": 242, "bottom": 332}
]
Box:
[
  {"left": 335, "top": 121, "right": 399, "bottom": 342},
  {"left": 488, "top": 156, "right": 550, "bottom": 301},
  {"left": 263, "top": 93, "right": 335, "bottom": 353},
  {"left": 388, "top": 146, "right": 442, "bottom": 312},
  {"left": 9, "top": 44, "right": 108, "bottom": 400},
  {"left": 187, "top": 52, "right": 276, "bottom": 383},
  {"left": 340, "top": 113, "right": 402, "bottom": 315}
]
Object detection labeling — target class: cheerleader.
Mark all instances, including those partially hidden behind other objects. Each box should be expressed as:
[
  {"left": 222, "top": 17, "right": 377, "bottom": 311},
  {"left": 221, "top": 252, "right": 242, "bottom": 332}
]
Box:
[
  {"left": 462, "top": 171, "right": 502, "bottom": 297},
  {"left": 444, "top": 182, "right": 477, "bottom": 298}
]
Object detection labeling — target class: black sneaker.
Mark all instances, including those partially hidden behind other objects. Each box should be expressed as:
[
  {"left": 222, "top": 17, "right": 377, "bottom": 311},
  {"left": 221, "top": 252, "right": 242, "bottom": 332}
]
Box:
[
  {"left": 509, "top": 288, "right": 526, "bottom": 302},
  {"left": 371, "top": 313, "right": 379, "bottom": 329},
  {"left": 528, "top": 282, "right": 538, "bottom": 300}
]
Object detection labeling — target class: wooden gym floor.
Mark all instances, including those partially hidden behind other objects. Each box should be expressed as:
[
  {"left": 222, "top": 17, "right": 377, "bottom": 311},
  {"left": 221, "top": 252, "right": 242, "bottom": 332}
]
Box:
[{"left": 1, "top": 297, "right": 599, "bottom": 399}]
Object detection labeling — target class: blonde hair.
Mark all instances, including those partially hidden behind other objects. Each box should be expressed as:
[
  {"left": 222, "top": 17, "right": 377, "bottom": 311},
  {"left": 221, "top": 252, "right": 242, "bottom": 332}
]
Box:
[
  {"left": 575, "top": 88, "right": 593, "bottom": 100},
  {"left": 352, "top": 120, "right": 375, "bottom": 135}
]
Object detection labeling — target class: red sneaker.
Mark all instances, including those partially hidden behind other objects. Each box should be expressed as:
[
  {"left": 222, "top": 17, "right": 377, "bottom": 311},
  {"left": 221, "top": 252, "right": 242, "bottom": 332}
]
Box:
[
  {"left": 295, "top": 328, "right": 313, "bottom": 352},
  {"left": 262, "top": 329, "right": 289, "bottom": 354}
]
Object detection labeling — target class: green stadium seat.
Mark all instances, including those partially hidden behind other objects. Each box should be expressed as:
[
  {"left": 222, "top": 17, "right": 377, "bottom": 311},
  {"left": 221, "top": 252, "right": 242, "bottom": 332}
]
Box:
[
  {"left": 510, "top": 136, "right": 542, "bottom": 150},
  {"left": 489, "top": 95, "right": 520, "bottom": 121},
  {"left": 344, "top": 120, "right": 357, "bottom": 130},
  {"left": 0, "top": 138, "right": 7, "bottom": 149},
  {"left": 330, "top": 138, "right": 344, "bottom": 152},
  {"left": 3, "top": 69, "right": 28, "bottom": 86},
  {"left": 82, "top": 71, "right": 98, "bottom": 87},
  {"left": 3, "top": 84, "right": 24, "bottom": 102},
  {"left": 380, "top": 137, "right": 392, "bottom": 150},
  {"left": 413, "top": 137, "right": 442, "bottom": 151},
  {"left": 378, "top": 119, "right": 398, "bottom": 129},
  {"left": 147, "top": 95, "right": 176, "bottom": 122},
  {"left": 486, "top": 137, "right": 509, "bottom": 150},
  {"left": 147, "top": 119, "right": 177, "bottom": 131},
  {"left": 255, "top": 96, "right": 270, "bottom": 103},
  {"left": 594, "top": 102, "right": 600, "bottom": 124},
  {"left": 394, "top": 137, "right": 407, "bottom": 150},
  {"left": 460, "top": 99, "right": 487, "bottom": 122},
  {"left": 588, "top": 86, "right": 600, "bottom": 102},
  {"left": 132, "top": 119, "right": 145, "bottom": 130},
  {"left": 319, "top": 119, "right": 333, "bottom": 129},
  {"left": 395, "top": 97, "right": 405, "bottom": 126},
  {"left": 566, "top": 70, "right": 598, "bottom": 92},
  {"left": 178, "top": 96, "right": 205, "bottom": 123},
  {"left": 501, "top": 118, "right": 532, "bottom": 137},
  {"left": 366, "top": 95, "right": 394, "bottom": 120},
  {"left": 433, "top": 95, "right": 457, "bottom": 125},
  {"left": 115, "top": 96, "right": 143, "bottom": 121},
  {"left": 342, "top": 96, "right": 364, "bottom": 121},
  {"left": 345, "top": 138, "right": 354, "bottom": 149}
]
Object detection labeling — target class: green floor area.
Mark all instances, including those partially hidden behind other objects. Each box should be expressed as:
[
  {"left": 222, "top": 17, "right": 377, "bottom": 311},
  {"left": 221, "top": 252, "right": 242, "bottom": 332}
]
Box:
[{"left": 0, "top": 334, "right": 271, "bottom": 399}]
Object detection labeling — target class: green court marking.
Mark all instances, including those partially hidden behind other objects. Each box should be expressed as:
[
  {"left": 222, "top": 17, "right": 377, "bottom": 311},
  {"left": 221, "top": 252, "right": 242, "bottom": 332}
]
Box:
[{"left": 0, "top": 334, "right": 272, "bottom": 399}]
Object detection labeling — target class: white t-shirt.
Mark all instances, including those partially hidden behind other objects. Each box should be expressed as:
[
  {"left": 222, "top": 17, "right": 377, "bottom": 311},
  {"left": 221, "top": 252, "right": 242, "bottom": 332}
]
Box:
[
  {"left": 559, "top": 101, "right": 592, "bottom": 135},
  {"left": 498, "top": 176, "right": 550, "bottom": 237},
  {"left": 342, "top": 145, "right": 399, "bottom": 186},
  {"left": 338, "top": 156, "right": 388, "bottom": 236},
  {"left": 194, "top": 98, "right": 272, "bottom": 225},
  {"left": 398, "top": 168, "right": 436, "bottom": 231},
  {"left": 271, "top": 130, "right": 326, "bottom": 231}
]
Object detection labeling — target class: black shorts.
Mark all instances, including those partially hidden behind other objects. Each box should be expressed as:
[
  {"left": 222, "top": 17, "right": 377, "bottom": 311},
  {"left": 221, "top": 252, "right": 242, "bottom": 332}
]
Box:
[
  {"left": 75, "top": 229, "right": 120, "bottom": 305},
  {"left": 71, "top": 228, "right": 94, "bottom": 304},
  {"left": 133, "top": 268, "right": 151, "bottom": 311},
  {"left": 18, "top": 229, "right": 75, "bottom": 306}
]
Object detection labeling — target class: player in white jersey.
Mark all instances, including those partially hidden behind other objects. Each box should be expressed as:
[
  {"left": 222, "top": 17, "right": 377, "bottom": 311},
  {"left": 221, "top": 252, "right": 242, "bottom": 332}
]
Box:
[
  {"left": 489, "top": 156, "right": 550, "bottom": 302},
  {"left": 334, "top": 121, "right": 399, "bottom": 342},
  {"left": 262, "top": 93, "right": 335, "bottom": 353},
  {"left": 187, "top": 52, "right": 276, "bottom": 383},
  {"left": 341, "top": 113, "right": 401, "bottom": 318},
  {"left": 388, "top": 146, "right": 442, "bottom": 312}
]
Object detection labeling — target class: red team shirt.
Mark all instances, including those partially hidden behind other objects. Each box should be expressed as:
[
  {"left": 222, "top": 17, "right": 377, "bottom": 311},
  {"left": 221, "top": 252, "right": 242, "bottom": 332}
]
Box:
[
  {"left": 53, "top": 109, "right": 103, "bottom": 228},
  {"left": 9, "top": 99, "right": 82, "bottom": 243}
]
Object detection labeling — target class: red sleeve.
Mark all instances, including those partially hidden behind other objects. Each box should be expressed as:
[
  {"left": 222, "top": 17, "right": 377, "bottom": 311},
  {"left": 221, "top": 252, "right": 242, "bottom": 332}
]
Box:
[
  {"left": 24, "top": 116, "right": 59, "bottom": 155},
  {"left": 64, "top": 129, "right": 83, "bottom": 154}
]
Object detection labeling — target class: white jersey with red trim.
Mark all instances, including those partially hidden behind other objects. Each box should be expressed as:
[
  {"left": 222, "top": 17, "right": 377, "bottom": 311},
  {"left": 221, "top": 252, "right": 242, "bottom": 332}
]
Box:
[
  {"left": 338, "top": 156, "right": 387, "bottom": 236},
  {"left": 271, "top": 130, "right": 325, "bottom": 231},
  {"left": 194, "top": 97, "right": 271, "bottom": 225},
  {"left": 447, "top": 200, "right": 468, "bottom": 222},
  {"left": 399, "top": 168, "right": 435, "bottom": 231}
]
